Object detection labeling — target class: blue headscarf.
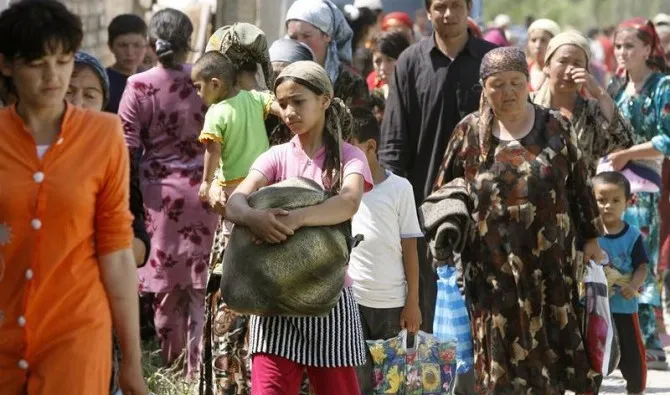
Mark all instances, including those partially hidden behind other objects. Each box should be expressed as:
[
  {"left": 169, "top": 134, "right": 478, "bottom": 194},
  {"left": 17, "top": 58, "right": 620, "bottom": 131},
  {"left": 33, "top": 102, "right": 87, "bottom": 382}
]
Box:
[
  {"left": 285, "top": 0, "right": 353, "bottom": 83},
  {"left": 74, "top": 52, "right": 110, "bottom": 106},
  {"left": 269, "top": 38, "right": 315, "bottom": 64}
]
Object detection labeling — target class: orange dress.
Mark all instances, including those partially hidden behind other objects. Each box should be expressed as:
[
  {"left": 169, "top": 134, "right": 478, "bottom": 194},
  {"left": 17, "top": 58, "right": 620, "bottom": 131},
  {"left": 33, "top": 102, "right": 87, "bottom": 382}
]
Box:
[{"left": 0, "top": 104, "right": 133, "bottom": 394}]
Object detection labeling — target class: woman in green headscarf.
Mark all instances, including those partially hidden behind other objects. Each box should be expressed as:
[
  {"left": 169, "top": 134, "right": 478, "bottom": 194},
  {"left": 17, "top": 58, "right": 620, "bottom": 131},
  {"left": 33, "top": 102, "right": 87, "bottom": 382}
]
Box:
[{"left": 201, "top": 23, "right": 273, "bottom": 395}]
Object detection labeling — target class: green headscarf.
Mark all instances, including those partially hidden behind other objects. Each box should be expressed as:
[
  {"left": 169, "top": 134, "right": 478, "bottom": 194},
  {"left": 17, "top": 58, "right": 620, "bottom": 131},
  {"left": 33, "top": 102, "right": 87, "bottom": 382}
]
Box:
[{"left": 206, "top": 23, "right": 272, "bottom": 89}]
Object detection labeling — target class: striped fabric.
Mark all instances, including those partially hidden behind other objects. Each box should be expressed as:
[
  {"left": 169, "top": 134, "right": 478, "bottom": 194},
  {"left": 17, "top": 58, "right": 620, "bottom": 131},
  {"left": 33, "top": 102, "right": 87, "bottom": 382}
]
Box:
[
  {"left": 248, "top": 287, "right": 367, "bottom": 367},
  {"left": 434, "top": 265, "right": 474, "bottom": 374}
]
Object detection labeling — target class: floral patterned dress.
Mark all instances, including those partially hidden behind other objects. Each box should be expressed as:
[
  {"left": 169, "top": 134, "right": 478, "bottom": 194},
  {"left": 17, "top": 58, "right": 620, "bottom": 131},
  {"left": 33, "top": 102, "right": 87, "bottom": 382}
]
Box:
[
  {"left": 433, "top": 105, "right": 603, "bottom": 394},
  {"left": 612, "top": 72, "right": 670, "bottom": 349},
  {"left": 119, "top": 65, "right": 218, "bottom": 377}
]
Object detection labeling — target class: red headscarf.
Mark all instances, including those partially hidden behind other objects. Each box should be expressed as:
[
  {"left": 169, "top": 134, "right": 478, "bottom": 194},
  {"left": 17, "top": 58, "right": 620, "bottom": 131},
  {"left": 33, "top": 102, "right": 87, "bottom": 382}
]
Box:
[
  {"left": 382, "top": 12, "right": 413, "bottom": 31},
  {"left": 467, "top": 17, "right": 482, "bottom": 38},
  {"left": 616, "top": 17, "right": 667, "bottom": 74}
]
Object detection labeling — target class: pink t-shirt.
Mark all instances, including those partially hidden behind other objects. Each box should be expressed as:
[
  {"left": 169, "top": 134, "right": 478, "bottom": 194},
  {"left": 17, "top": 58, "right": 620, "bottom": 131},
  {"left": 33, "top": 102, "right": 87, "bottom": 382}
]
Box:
[{"left": 251, "top": 135, "right": 373, "bottom": 287}]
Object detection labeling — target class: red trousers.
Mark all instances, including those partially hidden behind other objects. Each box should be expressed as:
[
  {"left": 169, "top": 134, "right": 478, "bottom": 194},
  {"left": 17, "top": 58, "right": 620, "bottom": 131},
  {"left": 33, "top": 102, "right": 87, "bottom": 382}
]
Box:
[{"left": 251, "top": 353, "right": 360, "bottom": 395}]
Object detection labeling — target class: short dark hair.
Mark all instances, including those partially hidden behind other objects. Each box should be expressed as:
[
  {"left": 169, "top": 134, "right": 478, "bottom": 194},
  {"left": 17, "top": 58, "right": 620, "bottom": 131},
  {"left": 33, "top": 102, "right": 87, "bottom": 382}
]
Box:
[
  {"left": 0, "top": 0, "right": 83, "bottom": 62},
  {"left": 425, "top": 0, "right": 472, "bottom": 9},
  {"left": 193, "top": 51, "right": 236, "bottom": 88},
  {"left": 149, "top": 9, "right": 193, "bottom": 69},
  {"left": 592, "top": 171, "right": 632, "bottom": 199},
  {"left": 108, "top": 14, "right": 148, "bottom": 47},
  {"left": 350, "top": 107, "right": 380, "bottom": 146},
  {"left": 373, "top": 31, "right": 411, "bottom": 60}
]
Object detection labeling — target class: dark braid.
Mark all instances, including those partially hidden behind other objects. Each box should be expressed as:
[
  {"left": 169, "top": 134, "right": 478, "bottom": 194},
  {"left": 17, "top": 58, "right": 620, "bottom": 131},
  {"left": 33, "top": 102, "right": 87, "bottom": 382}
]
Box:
[
  {"left": 269, "top": 122, "right": 292, "bottom": 146},
  {"left": 322, "top": 98, "right": 352, "bottom": 193}
]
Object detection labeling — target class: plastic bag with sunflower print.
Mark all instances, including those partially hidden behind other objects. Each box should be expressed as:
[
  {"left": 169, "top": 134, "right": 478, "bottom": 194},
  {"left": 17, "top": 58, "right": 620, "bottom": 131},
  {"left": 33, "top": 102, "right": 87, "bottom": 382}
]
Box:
[{"left": 367, "top": 330, "right": 457, "bottom": 394}]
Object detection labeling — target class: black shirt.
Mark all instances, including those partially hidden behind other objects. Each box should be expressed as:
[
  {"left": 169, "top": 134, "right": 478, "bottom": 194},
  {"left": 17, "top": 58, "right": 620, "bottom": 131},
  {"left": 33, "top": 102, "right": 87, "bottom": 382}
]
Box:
[
  {"left": 105, "top": 67, "right": 130, "bottom": 114},
  {"left": 379, "top": 34, "right": 496, "bottom": 204}
]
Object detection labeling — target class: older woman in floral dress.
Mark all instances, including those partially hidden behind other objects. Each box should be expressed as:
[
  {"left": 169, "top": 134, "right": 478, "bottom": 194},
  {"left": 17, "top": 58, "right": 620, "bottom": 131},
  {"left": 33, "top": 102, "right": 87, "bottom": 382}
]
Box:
[{"left": 432, "top": 47, "right": 603, "bottom": 394}]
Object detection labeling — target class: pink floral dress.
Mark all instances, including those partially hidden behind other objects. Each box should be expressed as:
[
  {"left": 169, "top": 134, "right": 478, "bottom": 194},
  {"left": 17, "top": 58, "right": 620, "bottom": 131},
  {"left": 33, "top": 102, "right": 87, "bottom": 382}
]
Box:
[{"left": 119, "top": 65, "right": 218, "bottom": 376}]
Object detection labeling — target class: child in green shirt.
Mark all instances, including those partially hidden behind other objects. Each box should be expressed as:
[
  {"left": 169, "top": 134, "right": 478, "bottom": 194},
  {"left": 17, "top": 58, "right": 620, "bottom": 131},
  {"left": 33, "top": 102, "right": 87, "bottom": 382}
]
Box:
[{"left": 192, "top": 51, "right": 279, "bottom": 212}]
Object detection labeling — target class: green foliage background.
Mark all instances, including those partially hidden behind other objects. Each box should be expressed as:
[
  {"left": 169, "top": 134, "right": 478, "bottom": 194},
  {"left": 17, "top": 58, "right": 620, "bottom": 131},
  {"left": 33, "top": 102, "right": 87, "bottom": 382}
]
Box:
[{"left": 482, "top": 0, "right": 670, "bottom": 30}]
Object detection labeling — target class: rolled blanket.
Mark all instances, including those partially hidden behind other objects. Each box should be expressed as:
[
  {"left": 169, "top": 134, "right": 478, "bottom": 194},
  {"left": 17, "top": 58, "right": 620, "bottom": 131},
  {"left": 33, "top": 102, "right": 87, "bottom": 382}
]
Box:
[
  {"left": 418, "top": 178, "right": 474, "bottom": 264},
  {"left": 220, "top": 177, "right": 358, "bottom": 317}
]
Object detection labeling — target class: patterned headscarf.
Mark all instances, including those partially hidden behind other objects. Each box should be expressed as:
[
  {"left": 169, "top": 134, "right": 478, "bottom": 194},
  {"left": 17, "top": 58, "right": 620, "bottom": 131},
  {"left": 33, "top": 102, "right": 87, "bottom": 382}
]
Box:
[
  {"left": 206, "top": 23, "right": 273, "bottom": 89},
  {"left": 274, "top": 61, "right": 352, "bottom": 192},
  {"left": 285, "top": 0, "right": 354, "bottom": 84},
  {"left": 269, "top": 38, "right": 315, "bottom": 64},
  {"left": 74, "top": 52, "right": 110, "bottom": 106},
  {"left": 480, "top": 46, "right": 529, "bottom": 81},
  {"left": 533, "top": 32, "right": 592, "bottom": 108},
  {"left": 616, "top": 17, "right": 668, "bottom": 73},
  {"left": 478, "top": 47, "right": 530, "bottom": 162}
]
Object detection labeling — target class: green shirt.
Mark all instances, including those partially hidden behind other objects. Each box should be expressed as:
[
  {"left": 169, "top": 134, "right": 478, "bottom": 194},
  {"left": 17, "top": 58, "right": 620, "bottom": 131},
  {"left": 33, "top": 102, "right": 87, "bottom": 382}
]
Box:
[{"left": 199, "top": 90, "right": 272, "bottom": 184}]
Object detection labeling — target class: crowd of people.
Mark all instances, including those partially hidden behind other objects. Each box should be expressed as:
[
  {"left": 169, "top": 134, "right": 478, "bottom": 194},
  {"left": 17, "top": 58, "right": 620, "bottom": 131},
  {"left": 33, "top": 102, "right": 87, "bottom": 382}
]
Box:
[{"left": 0, "top": 0, "right": 669, "bottom": 394}]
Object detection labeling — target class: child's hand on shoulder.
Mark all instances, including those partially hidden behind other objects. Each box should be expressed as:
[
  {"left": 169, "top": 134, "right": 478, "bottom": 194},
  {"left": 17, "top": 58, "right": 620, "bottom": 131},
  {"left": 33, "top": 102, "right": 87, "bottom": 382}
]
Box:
[{"left": 400, "top": 302, "right": 422, "bottom": 334}]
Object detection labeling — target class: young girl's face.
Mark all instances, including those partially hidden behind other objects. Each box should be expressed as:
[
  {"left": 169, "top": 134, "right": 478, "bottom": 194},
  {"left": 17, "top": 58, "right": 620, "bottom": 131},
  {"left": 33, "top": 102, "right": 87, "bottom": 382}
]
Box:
[
  {"left": 373, "top": 51, "right": 397, "bottom": 82},
  {"left": 614, "top": 29, "right": 651, "bottom": 74},
  {"left": 528, "top": 29, "right": 552, "bottom": 62},
  {"left": 275, "top": 79, "right": 330, "bottom": 136}
]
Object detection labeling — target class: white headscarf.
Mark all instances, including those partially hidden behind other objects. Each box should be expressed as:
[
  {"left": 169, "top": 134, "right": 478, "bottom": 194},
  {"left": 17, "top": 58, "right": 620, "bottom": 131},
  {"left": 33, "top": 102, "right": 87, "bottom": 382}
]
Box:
[
  {"left": 533, "top": 32, "right": 592, "bottom": 108},
  {"left": 286, "top": 0, "right": 353, "bottom": 84},
  {"left": 528, "top": 18, "right": 561, "bottom": 38}
]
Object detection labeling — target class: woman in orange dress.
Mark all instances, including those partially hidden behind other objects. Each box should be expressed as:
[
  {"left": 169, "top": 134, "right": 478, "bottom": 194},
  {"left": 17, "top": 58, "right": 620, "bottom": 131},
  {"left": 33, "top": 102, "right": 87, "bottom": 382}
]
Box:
[{"left": 0, "top": 1, "right": 145, "bottom": 394}]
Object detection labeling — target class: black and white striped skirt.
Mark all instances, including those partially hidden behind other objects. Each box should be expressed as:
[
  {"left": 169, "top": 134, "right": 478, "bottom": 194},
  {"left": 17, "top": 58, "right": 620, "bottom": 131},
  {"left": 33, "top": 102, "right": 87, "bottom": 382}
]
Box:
[{"left": 248, "top": 287, "right": 366, "bottom": 367}]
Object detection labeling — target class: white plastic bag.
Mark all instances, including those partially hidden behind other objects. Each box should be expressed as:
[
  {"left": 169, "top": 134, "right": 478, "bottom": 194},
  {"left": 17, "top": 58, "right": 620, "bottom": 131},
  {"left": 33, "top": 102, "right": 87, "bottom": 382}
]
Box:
[{"left": 583, "top": 260, "right": 620, "bottom": 376}]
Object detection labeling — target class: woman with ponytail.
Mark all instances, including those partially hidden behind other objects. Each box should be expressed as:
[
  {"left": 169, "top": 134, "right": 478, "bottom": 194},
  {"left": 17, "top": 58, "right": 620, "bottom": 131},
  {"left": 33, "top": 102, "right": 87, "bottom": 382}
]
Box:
[
  {"left": 225, "top": 61, "right": 372, "bottom": 395},
  {"left": 118, "top": 8, "right": 218, "bottom": 379},
  {"left": 605, "top": 18, "right": 670, "bottom": 370}
]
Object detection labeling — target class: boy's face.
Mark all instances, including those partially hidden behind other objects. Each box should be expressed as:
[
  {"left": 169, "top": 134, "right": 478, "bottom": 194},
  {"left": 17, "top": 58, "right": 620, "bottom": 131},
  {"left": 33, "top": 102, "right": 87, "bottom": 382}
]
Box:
[
  {"left": 192, "top": 74, "right": 223, "bottom": 107},
  {"left": 110, "top": 33, "right": 147, "bottom": 74},
  {"left": 593, "top": 183, "right": 629, "bottom": 226},
  {"left": 351, "top": 137, "right": 377, "bottom": 166}
]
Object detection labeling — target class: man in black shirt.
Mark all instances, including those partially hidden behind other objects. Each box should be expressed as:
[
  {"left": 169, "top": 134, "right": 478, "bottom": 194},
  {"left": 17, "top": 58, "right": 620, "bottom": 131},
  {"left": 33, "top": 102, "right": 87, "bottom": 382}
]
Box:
[
  {"left": 380, "top": 0, "right": 495, "bottom": 205},
  {"left": 379, "top": 2, "right": 495, "bottom": 392}
]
